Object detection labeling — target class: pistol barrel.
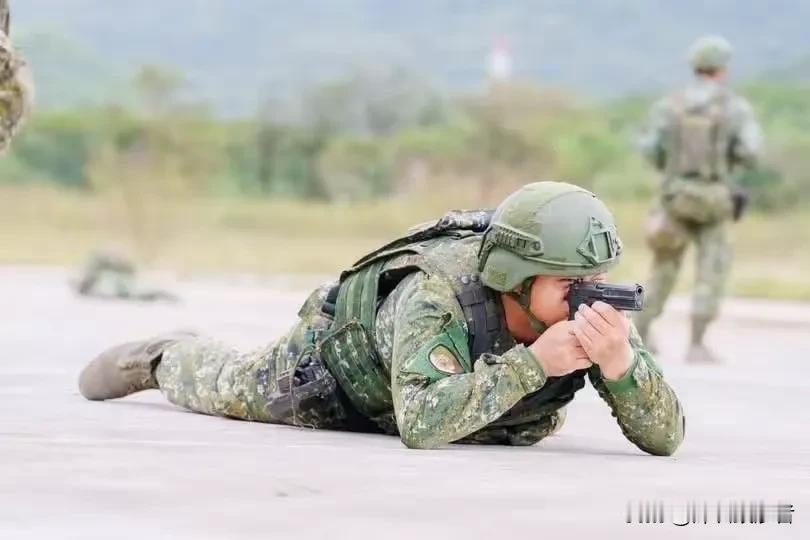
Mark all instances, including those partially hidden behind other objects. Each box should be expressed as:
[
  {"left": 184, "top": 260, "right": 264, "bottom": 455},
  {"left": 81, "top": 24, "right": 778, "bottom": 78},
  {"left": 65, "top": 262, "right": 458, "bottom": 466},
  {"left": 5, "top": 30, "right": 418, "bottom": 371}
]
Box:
[{"left": 568, "top": 282, "right": 645, "bottom": 319}]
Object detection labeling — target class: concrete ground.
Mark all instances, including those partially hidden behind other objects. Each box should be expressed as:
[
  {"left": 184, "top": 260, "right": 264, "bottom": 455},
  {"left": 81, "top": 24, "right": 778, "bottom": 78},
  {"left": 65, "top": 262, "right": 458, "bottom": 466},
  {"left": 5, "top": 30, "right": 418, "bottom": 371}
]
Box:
[{"left": 1, "top": 266, "right": 808, "bottom": 539}]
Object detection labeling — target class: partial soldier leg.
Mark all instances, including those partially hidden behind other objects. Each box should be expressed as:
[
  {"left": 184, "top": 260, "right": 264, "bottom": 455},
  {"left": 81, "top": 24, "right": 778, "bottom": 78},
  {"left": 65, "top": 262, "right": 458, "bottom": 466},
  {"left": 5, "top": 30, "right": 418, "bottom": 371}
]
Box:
[
  {"left": 78, "top": 331, "right": 274, "bottom": 419},
  {"left": 155, "top": 307, "right": 358, "bottom": 429},
  {"left": 687, "top": 221, "right": 730, "bottom": 363},
  {"left": 154, "top": 338, "right": 275, "bottom": 422},
  {"left": 633, "top": 208, "right": 689, "bottom": 348},
  {"left": 79, "top": 284, "right": 358, "bottom": 429}
]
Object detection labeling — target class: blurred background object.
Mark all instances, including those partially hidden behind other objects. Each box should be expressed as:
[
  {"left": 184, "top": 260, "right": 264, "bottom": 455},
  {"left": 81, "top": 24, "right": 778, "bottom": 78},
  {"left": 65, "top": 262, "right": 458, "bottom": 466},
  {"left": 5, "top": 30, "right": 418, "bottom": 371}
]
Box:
[
  {"left": 0, "top": 0, "right": 33, "bottom": 152},
  {"left": 71, "top": 247, "right": 178, "bottom": 302},
  {"left": 2, "top": 1, "right": 810, "bottom": 299}
]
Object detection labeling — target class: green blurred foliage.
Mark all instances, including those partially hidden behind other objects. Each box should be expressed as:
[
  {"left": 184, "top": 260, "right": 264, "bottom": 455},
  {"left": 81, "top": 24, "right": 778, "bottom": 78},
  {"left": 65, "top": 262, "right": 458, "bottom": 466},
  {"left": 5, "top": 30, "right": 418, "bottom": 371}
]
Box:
[
  {"left": 319, "top": 136, "right": 393, "bottom": 201},
  {"left": 2, "top": 67, "right": 809, "bottom": 210},
  {"left": 8, "top": 111, "right": 104, "bottom": 188}
]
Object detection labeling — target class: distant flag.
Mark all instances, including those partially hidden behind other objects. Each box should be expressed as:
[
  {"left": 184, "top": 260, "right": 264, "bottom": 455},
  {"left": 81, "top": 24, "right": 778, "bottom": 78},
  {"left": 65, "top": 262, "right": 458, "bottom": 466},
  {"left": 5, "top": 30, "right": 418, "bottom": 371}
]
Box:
[{"left": 488, "top": 35, "right": 513, "bottom": 81}]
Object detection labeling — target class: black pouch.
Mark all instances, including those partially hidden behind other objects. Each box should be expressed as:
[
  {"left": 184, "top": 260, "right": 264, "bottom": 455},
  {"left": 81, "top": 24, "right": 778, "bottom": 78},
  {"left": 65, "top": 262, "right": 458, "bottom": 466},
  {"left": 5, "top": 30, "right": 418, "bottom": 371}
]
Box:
[
  {"left": 265, "top": 346, "right": 344, "bottom": 428},
  {"left": 488, "top": 371, "right": 587, "bottom": 427}
]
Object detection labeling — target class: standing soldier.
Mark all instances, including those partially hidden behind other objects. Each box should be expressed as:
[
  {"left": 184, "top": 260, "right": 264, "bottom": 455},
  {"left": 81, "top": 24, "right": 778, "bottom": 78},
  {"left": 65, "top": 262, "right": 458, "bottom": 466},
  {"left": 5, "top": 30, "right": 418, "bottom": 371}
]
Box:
[
  {"left": 634, "top": 35, "right": 762, "bottom": 363},
  {"left": 0, "top": 0, "right": 32, "bottom": 151}
]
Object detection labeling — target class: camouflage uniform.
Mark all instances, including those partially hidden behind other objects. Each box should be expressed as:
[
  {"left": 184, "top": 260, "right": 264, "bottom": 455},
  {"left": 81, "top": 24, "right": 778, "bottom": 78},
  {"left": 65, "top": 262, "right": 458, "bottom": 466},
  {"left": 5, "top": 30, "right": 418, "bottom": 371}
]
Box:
[
  {"left": 156, "top": 209, "right": 684, "bottom": 454},
  {"left": 0, "top": 1, "right": 31, "bottom": 152},
  {"left": 634, "top": 36, "right": 762, "bottom": 350},
  {"left": 73, "top": 250, "right": 177, "bottom": 302}
]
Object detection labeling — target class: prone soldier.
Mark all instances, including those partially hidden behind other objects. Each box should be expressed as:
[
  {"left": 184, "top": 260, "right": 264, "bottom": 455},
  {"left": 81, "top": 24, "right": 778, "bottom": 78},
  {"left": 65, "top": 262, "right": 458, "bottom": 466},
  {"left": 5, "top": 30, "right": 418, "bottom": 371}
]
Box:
[
  {"left": 72, "top": 249, "right": 178, "bottom": 302},
  {"left": 78, "top": 182, "right": 684, "bottom": 454}
]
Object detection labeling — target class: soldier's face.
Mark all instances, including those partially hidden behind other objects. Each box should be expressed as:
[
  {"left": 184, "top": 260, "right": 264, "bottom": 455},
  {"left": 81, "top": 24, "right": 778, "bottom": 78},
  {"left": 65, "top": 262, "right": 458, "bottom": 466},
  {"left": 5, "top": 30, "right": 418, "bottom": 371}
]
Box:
[{"left": 529, "top": 273, "right": 607, "bottom": 325}]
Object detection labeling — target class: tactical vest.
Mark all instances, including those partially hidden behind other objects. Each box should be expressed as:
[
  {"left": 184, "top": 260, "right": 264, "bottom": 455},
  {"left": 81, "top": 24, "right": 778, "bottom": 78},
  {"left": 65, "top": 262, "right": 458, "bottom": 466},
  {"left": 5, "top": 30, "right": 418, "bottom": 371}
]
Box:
[
  {"left": 666, "top": 88, "right": 733, "bottom": 181},
  {"left": 318, "top": 210, "right": 587, "bottom": 425}
]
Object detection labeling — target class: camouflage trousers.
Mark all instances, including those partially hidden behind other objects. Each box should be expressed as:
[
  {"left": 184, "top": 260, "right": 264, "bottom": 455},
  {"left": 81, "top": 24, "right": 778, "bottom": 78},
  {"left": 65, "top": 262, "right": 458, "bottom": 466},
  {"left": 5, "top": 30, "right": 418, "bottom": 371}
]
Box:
[
  {"left": 153, "top": 285, "right": 363, "bottom": 430},
  {"left": 634, "top": 208, "right": 731, "bottom": 341}
]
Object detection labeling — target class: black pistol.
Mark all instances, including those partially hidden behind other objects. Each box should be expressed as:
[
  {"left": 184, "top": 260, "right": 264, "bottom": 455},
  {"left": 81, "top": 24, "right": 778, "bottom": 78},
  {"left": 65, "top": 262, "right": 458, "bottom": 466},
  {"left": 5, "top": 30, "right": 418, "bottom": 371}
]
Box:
[{"left": 567, "top": 281, "right": 645, "bottom": 320}]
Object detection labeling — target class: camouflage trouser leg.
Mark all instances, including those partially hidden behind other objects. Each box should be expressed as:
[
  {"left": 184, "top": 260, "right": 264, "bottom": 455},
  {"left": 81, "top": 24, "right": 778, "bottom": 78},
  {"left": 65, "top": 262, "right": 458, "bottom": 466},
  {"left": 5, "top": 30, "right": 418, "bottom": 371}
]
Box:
[
  {"left": 155, "top": 338, "right": 275, "bottom": 422},
  {"left": 635, "top": 247, "right": 687, "bottom": 342},
  {"left": 692, "top": 220, "right": 731, "bottom": 326},
  {"left": 154, "top": 284, "right": 356, "bottom": 429},
  {"left": 635, "top": 208, "right": 689, "bottom": 341}
]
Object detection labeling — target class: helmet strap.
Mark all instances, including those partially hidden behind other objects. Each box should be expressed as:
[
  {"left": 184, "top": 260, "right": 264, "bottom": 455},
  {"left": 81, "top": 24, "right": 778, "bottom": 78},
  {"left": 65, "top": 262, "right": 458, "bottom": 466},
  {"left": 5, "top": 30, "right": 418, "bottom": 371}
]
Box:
[{"left": 506, "top": 277, "right": 548, "bottom": 335}]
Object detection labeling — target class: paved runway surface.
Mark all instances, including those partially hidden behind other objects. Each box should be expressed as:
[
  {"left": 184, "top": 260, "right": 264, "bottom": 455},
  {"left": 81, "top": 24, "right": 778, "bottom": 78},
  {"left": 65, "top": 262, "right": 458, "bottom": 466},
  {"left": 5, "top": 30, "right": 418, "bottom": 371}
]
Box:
[{"left": 1, "top": 266, "right": 808, "bottom": 539}]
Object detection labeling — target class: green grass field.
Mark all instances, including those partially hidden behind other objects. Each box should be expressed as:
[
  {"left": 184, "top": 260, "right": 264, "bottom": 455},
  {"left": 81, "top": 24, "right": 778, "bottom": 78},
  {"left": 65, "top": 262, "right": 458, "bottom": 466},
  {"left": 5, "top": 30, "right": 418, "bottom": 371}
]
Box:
[{"left": 2, "top": 185, "right": 809, "bottom": 300}]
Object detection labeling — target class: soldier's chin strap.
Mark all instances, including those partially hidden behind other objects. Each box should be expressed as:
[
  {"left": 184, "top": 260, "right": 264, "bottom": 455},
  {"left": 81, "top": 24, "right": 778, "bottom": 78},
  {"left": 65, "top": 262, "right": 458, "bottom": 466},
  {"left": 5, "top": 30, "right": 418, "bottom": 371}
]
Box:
[{"left": 506, "top": 277, "right": 548, "bottom": 335}]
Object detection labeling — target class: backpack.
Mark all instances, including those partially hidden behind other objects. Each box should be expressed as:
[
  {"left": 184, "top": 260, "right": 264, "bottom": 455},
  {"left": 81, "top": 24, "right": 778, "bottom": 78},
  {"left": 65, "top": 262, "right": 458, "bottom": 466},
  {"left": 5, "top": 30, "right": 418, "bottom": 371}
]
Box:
[{"left": 662, "top": 90, "right": 734, "bottom": 223}]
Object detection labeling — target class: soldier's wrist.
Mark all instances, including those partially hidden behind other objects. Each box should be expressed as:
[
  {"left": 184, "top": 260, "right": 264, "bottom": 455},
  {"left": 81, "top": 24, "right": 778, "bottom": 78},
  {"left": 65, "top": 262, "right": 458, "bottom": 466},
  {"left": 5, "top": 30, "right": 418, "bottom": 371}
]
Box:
[
  {"left": 602, "top": 350, "right": 642, "bottom": 394},
  {"left": 600, "top": 346, "right": 635, "bottom": 381},
  {"left": 506, "top": 345, "right": 548, "bottom": 394}
]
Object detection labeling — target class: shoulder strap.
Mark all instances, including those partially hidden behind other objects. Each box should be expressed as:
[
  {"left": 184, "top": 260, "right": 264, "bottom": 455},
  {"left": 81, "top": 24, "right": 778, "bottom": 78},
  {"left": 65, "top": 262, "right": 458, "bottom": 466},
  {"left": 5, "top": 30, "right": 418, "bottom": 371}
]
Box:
[
  {"left": 708, "top": 88, "right": 733, "bottom": 179},
  {"left": 665, "top": 92, "right": 686, "bottom": 177},
  {"left": 343, "top": 209, "right": 493, "bottom": 277},
  {"left": 455, "top": 274, "right": 506, "bottom": 359}
]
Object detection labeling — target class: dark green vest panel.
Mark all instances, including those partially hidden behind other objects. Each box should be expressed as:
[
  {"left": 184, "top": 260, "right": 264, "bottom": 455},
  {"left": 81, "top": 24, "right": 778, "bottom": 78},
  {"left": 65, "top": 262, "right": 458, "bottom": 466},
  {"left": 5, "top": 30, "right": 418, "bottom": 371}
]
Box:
[{"left": 318, "top": 211, "right": 491, "bottom": 418}]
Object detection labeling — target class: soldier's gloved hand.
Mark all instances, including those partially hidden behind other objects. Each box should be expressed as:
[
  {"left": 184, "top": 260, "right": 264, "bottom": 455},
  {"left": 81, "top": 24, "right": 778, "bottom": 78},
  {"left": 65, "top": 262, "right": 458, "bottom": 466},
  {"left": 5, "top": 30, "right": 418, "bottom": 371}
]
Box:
[
  {"left": 528, "top": 320, "right": 592, "bottom": 377},
  {"left": 572, "top": 301, "right": 634, "bottom": 381}
]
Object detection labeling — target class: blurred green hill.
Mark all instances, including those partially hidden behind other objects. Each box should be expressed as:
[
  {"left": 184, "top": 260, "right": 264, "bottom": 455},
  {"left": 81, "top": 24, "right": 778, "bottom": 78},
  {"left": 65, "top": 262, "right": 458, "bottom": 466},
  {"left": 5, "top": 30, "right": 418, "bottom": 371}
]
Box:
[
  {"left": 4, "top": 2, "right": 810, "bottom": 300},
  {"left": 13, "top": 0, "right": 810, "bottom": 115}
]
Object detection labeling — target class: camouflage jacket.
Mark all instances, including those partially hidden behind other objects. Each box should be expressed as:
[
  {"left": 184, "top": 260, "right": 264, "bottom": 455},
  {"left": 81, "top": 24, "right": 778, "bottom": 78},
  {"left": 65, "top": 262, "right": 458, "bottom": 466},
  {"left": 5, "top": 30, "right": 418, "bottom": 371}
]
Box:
[
  {"left": 364, "top": 235, "right": 685, "bottom": 454},
  {"left": 638, "top": 78, "right": 762, "bottom": 176},
  {"left": 0, "top": 2, "right": 32, "bottom": 152}
]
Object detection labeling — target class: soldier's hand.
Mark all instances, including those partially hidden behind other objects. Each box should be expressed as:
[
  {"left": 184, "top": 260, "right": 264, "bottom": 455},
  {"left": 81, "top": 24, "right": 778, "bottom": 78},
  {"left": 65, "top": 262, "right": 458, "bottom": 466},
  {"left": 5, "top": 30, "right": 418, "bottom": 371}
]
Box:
[
  {"left": 572, "top": 301, "right": 634, "bottom": 381},
  {"left": 528, "top": 320, "right": 592, "bottom": 377}
]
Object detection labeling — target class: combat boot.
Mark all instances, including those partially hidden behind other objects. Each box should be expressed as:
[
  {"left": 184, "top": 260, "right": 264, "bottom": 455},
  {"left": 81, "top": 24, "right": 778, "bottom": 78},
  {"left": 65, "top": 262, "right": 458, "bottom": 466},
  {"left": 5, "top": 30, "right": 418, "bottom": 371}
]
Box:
[
  {"left": 686, "top": 316, "right": 719, "bottom": 363},
  {"left": 685, "top": 344, "right": 720, "bottom": 364},
  {"left": 78, "top": 331, "right": 196, "bottom": 400}
]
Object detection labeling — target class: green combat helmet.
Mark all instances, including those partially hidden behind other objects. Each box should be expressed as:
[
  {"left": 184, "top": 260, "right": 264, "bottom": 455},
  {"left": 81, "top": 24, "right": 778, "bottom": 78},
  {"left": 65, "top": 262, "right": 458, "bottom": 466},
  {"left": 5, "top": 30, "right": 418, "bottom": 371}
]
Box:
[
  {"left": 688, "top": 35, "right": 732, "bottom": 71},
  {"left": 478, "top": 181, "right": 623, "bottom": 331}
]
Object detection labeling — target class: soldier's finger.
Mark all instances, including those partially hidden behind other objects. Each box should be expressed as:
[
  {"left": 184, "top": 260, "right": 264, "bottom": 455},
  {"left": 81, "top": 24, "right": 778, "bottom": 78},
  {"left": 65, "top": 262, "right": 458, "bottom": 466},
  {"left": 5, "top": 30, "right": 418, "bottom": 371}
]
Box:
[
  {"left": 574, "top": 312, "right": 601, "bottom": 342},
  {"left": 566, "top": 333, "right": 581, "bottom": 349},
  {"left": 572, "top": 324, "right": 594, "bottom": 355},
  {"left": 576, "top": 357, "right": 593, "bottom": 369},
  {"left": 591, "top": 301, "right": 624, "bottom": 327},
  {"left": 578, "top": 304, "right": 611, "bottom": 335},
  {"left": 564, "top": 320, "right": 578, "bottom": 335},
  {"left": 574, "top": 345, "right": 590, "bottom": 362}
]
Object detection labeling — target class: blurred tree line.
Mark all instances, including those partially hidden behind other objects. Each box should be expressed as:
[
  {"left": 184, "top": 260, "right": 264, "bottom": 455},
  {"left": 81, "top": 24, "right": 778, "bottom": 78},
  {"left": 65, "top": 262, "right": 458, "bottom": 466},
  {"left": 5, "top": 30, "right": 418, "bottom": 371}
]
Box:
[{"left": 2, "top": 64, "right": 808, "bottom": 211}]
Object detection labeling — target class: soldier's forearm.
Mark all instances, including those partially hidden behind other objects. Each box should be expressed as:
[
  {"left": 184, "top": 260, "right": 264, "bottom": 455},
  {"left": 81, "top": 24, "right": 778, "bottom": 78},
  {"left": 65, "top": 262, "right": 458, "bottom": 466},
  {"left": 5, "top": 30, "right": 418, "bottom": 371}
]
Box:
[
  {"left": 732, "top": 100, "right": 763, "bottom": 168},
  {"left": 638, "top": 100, "right": 670, "bottom": 169},
  {"left": 455, "top": 411, "right": 561, "bottom": 446},
  {"left": 732, "top": 150, "right": 758, "bottom": 170},
  {"left": 591, "top": 350, "right": 685, "bottom": 456},
  {"left": 637, "top": 134, "right": 662, "bottom": 165},
  {"left": 394, "top": 346, "right": 547, "bottom": 449}
]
